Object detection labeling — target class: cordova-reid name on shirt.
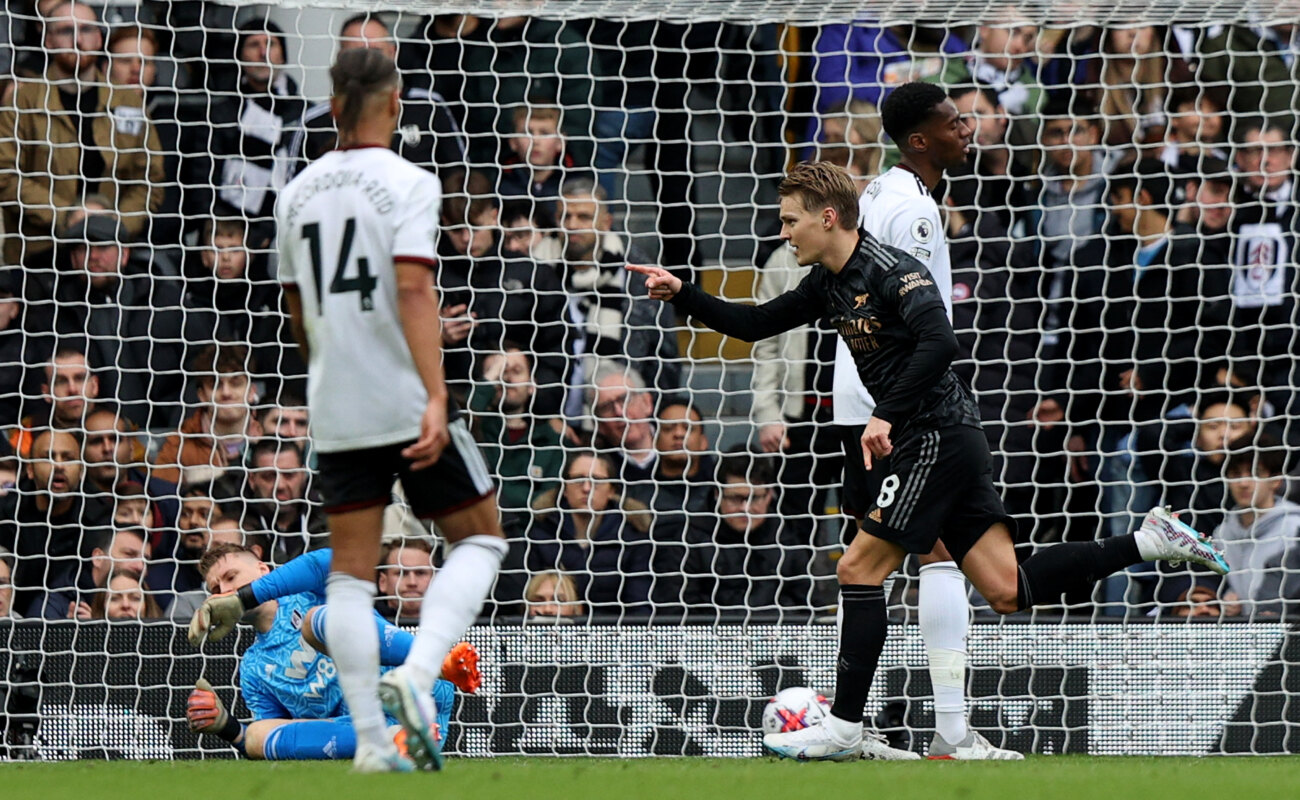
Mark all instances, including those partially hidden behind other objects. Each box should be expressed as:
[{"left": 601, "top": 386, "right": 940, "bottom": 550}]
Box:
[{"left": 283, "top": 169, "right": 396, "bottom": 226}]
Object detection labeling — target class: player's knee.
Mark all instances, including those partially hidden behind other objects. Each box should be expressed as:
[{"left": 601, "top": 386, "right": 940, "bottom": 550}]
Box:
[
  {"left": 243, "top": 721, "right": 278, "bottom": 760},
  {"left": 984, "top": 581, "right": 1020, "bottom": 615}
]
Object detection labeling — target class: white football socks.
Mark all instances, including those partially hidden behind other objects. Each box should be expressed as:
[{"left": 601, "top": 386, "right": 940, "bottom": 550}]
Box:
[
  {"left": 324, "top": 572, "right": 391, "bottom": 753},
  {"left": 919, "top": 561, "right": 970, "bottom": 745},
  {"left": 404, "top": 534, "right": 508, "bottom": 694}
]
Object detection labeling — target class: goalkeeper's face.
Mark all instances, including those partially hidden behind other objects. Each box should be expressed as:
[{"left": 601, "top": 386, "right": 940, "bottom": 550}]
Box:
[{"left": 205, "top": 551, "right": 270, "bottom": 597}]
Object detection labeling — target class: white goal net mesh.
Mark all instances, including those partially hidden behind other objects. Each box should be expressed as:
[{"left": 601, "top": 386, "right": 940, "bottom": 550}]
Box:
[{"left": 0, "top": 0, "right": 1298, "bottom": 758}]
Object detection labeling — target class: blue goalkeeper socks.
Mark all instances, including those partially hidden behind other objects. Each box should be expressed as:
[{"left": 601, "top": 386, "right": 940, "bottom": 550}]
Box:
[
  {"left": 310, "top": 606, "right": 413, "bottom": 665},
  {"left": 258, "top": 682, "right": 456, "bottom": 760},
  {"left": 261, "top": 719, "right": 357, "bottom": 760}
]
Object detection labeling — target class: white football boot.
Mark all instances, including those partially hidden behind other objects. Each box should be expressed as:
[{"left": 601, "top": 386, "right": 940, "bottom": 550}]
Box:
[
  {"left": 352, "top": 742, "right": 416, "bottom": 773},
  {"left": 763, "top": 720, "right": 861, "bottom": 762},
  {"left": 927, "top": 730, "right": 1024, "bottom": 760},
  {"left": 1137, "top": 507, "right": 1231, "bottom": 575},
  {"left": 861, "top": 730, "right": 922, "bottom": 760}
]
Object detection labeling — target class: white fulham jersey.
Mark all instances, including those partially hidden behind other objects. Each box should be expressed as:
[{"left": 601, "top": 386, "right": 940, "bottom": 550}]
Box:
[
  {"left": 833, "top": 165, "right": 954, "bottom": 425},
  {"left": 276, "top": 145, "right": 442, "bottom": 453}
]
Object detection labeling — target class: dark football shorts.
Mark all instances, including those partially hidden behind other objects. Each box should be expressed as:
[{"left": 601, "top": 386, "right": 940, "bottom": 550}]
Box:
[
  {"left": 316, "top": 418, "right": 496, "bottom": 519},
  {"left": 856, "top": 424, "right": 1013, "bottom": 564},
  {"left": 838, "top": 423, "right": 882, "bottom": 520}
]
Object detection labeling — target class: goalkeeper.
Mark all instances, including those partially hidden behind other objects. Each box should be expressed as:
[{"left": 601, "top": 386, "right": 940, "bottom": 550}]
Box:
[{"left": 185, "top": 543, "right": 479, "bottom": 764}]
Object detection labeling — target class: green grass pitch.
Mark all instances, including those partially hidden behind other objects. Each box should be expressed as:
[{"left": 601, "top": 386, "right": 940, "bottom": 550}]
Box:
[{"left": 11, "top": 756, "right": 1300, "bottom": 800}]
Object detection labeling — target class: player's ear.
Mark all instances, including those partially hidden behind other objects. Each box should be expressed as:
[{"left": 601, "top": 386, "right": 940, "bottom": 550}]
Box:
[
  {"left": 823, "top": 208, "right": 836, "bottom": 231},
  {"left": 908, "top": 130, "right": 928, "bottom": 154}
]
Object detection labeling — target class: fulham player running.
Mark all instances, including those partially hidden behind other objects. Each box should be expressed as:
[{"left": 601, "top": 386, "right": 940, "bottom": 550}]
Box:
[
  {"left": 276, "top": 49, "right": 506, "bottom": 773},
  {"left": 628, "top": 159, "right": 1229, "bottom": 762},
  {"left": 834, "top": 82, "right": 1007, "bottom": 759}
]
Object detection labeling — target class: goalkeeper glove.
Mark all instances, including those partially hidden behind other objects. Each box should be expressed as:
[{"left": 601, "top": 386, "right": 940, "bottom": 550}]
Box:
[
  {"left": 441, "top": 642, "right": 481, "bottom": 694},
  {"left": 188, "top": 586, "right": 257, "bottom": 646},
  {"left": 187, "top": 678, "right": 243, "bottom": 743}
]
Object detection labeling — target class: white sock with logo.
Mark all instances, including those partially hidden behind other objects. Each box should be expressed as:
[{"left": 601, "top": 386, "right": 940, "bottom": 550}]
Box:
[{"left": 920, "top": 561, "right": 970, "bottom": 744}]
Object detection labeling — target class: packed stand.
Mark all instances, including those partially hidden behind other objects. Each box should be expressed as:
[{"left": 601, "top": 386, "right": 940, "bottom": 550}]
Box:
[{"left": 0, "top": 4, "right": 1297, "bottom": 623}]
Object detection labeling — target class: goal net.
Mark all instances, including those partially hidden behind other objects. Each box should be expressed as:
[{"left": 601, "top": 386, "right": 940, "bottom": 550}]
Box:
[{"left": 0, "top": 0, "right": 1298, "bottom": 759}]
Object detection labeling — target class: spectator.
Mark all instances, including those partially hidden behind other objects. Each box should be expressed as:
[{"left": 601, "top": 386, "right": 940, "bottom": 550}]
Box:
[
  {"left": 375, "top": 538, "right": 436, "bottom": 625},
  {"left": 257, "top": 391, "right": 310, "bottom": 444},
  {"left": 153, "top": 344, "right": 263, "bottom": 485},
  {"left": 0, "top": 268, "right": 33, "bottom": 428},
  {"left": 437, "top": 173, "right": 568, "bottom": 414},
  {"left": 87, "top": 568, "right": 163, "bottom": 620},
  {"left": 0, "top": 439, "right": 15, "bottom": 496},
  {"left": 1146, "top": 389, "right": 1265, "bottom": 536},
  {"left": 205, "top": 517, "right": 270, "bottom": 560},
  {"left": 526, "top": 451, "right": 653, "bottom": 615},
  {"left": 0, "top": 427, "right": 110, "bottom": 616},
  {"left": 179, "top": 17, "right": 304, "bottom": 236},
  {"left": 524, "top": 570, "right": 585, "bottom": 619},
  {"left": 1160, "top": 87, "right": 1228, "bottom": 172},
  {"left": 1090, "top": 26, "right": 1169, "bottom": 149},
  {"left": 0, "top": 546, "right": 18, "bottom": 619},
  {"left": 946, "top": 84, "right": 1030, "bottom": 225},
  {"left": 241, "top": 440, "right": 326, "bottom": 564},
  {"left": 499, "top": 104, "right": 588, "bottom": 228},
  {"left": 105, "top": 23, "right": 182, "bottom": 245},
  {"left": 935, "top": 15, "right": 1042, "bottom": 137},
  {"left": 654, "top": 451, "right": 813, "bottom": 618},
  {"left": 499, "top": 199, "right": 558, "bottom": 261},
  {"left": 37, "top": 212, "right": 186, "bottom": 428},
  {"left": 1232, "top": 117, "right": 1298, "bottom": 219},
  {"left": 559, "top": 178, "right": 680, "bottom": 399},
  {"left": 182, "top": 216, "right": 292, "bottom": 384},
  {"left": 422, "top": 15, "right": 597, "bottom": 171},
  {"left": 469, "top": 347, "right": 564, "bottom": 517},
  {"left": 1035, "top": 98, "right": 1108, "bottom": 275},
  {"left": 623, "top": 397, "right": 716, "bottom": 533},
  {"left": 45, "top": 525, "right": 149, "bottom": 620},
  {"left": 80, "top": 408, "right": 177, "bottom": 526},
  {"left": 289, "top": 14, "right": 466, "bottom": 180},
  {"left": 110, "top": 481, "right": 150, "bottom": 528},
  {"left": 587, "top": 359, "right": 657, "bottom": 486},
  {"left": 152, "top": 479, "right": 232, "bottom": 596},
  {"left": 5, "top": 344, "right": 101, "bottom": 459},
  {"left": 812, "top": 23, "right": 966, "bottom": 116},
  {"left": 0, "top": 1, "right": 163, "bottom": 267},
  {"left": 1207, "top": 444, "right": 1300, "bottom": 618},
  {"left": 1092, "top": 160, "right": 1204, "bottom": 535},
  {"left": 1195, "top": 24, "right": 1300, "bottom": 124}
]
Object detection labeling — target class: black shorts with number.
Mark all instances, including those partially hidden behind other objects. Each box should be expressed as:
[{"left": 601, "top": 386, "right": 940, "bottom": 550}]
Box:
[
  {"left": 857, "top": 424, "right": 1012, "bottom": 563},
  {"left": 315, "top": 418, "right": 496, "bottom": 519}
]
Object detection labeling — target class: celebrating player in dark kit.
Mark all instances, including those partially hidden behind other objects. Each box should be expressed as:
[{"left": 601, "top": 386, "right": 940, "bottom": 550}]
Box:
[
  {"left": 270, "top": 49, "right": 507, "bottom": 773},
  {"left": 628, "top": 90, "right": 1229, "bottom": 763}
]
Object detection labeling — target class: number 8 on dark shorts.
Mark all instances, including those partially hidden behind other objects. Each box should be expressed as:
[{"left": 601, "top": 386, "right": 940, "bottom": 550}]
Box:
[{"left": 858, "top": 425, "right": 1013, "bottom": 564}]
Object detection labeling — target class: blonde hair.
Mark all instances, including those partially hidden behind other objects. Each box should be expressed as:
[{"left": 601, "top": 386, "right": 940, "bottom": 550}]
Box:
[
  {"left": 778, "top": 161, "right": 860, "bottom": 230},
  {"left": 525, "top": 571, "right": 581, "bottom": 604}
]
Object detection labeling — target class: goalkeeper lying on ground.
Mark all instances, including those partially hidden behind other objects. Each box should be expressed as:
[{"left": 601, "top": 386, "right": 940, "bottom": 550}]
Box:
[{"left": 185, "top": 542, "right": 479, "bottom": 763}]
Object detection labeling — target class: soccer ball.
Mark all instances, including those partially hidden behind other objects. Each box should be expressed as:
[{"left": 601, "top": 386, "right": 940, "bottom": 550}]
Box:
[{"left": 761, "top": 687, "right": 831, "bottom": 734}]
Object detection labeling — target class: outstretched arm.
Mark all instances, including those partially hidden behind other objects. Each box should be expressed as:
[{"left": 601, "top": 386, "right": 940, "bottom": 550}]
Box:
[
  {"left": 627, "top": 265, "right": 822, "bottom": 343},
  {"left": 243, "top": 548, "right": 333, "bottom": 605}
]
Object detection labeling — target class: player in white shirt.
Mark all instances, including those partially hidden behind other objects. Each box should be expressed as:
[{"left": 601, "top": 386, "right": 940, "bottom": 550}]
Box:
[
  {"left": 276, "top": 48, "right": 506, "bottom": 773},
  {"left": 831, "top": 82, "right": 1017, "bottom": 760}
]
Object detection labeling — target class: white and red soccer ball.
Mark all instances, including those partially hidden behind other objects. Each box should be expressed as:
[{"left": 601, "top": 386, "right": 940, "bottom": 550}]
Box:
[{"left": 761, "top": 687, "right": 831, "bottom": 735}]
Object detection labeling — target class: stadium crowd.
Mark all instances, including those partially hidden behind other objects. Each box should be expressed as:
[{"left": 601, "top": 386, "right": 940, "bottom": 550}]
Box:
[{"left": 0, "top": 4, "right": 1298, "bottom": 624}]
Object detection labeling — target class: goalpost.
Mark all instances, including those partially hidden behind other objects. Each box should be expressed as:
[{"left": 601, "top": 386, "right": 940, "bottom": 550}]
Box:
[{"left": 0, "top": 0, "right": 1297, "bottom": 759}]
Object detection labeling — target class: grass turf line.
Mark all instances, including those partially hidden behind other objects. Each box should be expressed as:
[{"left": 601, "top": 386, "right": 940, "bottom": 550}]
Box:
[{"left": 10, "top": 756, "right": 1300, "bottom": 800}]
